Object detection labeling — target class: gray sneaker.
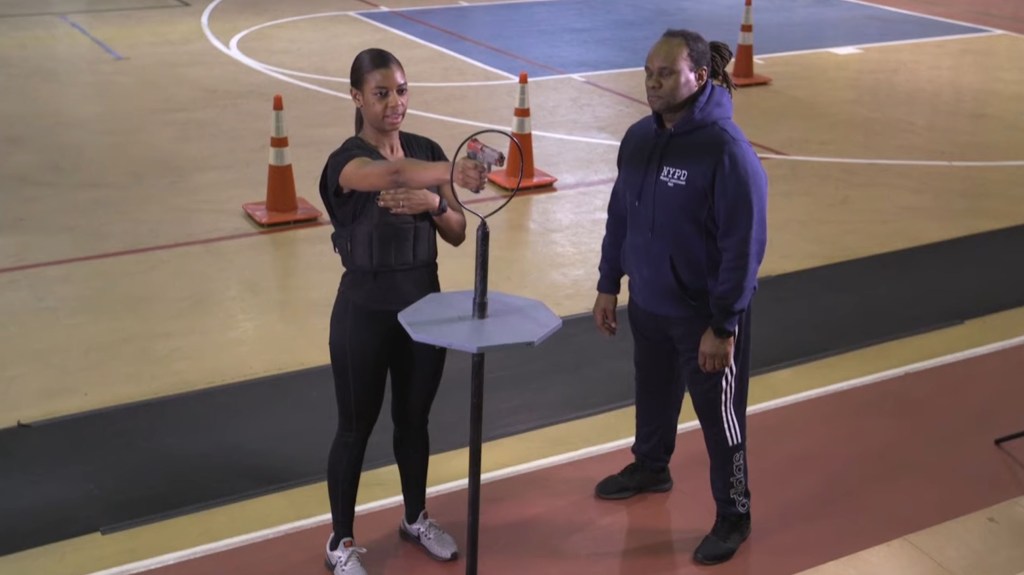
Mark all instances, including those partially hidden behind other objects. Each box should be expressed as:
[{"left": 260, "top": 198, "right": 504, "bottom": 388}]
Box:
[
  {"left": 399, "top": 510, "right": 459, "bottom": 561},
  {"left": 324, "top": 535, "right": 368, "bottom": 575}
]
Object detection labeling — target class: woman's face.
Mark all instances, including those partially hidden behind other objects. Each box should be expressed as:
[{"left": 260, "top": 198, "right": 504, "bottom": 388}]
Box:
[{"left": 352, "top": 65, "right": 408, "bottom": 133}]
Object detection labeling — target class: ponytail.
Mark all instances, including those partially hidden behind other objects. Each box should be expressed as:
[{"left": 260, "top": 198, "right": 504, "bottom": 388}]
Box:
[
  {"left": 661, "top": 30, "right": 737, "bottom": 96},
  {"left": 709, "top": 41, "right": 737, "bottom": 95}
]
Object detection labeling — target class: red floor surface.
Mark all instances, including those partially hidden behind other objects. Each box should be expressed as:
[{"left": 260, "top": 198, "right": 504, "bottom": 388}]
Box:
[{"left": 145, "top": 345, "right": 1024, "bottom": 575}]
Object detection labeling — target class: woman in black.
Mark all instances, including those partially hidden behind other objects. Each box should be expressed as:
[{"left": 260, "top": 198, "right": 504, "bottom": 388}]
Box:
[{"left": 318, "top": 48, "right": 487, "bottom": 575}]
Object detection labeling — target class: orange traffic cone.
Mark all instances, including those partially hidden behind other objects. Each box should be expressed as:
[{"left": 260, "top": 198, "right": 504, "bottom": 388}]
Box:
[
  {"left": 243, "top": 94, "right": 322, "bottom": 226},
  {"left": 732, "top": 0, "right": 772, "bottom": 87},
  {"left": 487, "top": 72, "right": 557, "bottom": 191}
]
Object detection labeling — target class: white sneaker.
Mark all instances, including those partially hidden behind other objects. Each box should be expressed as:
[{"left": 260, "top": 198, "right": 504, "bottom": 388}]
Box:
[
  {"left": 399, "top": 510, "right": 459, "bottom": 561},
  {"left": 324, "top": 534, "right": 368, "bottom": 575}
]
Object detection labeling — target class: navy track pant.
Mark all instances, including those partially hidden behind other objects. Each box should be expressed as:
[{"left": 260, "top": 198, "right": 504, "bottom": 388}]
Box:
[{"left": 628, "top": 298, "right": 753, "bottom": 517}]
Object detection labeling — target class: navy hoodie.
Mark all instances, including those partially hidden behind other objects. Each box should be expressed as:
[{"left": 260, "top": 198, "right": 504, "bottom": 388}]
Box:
[{"left": 597, "top": 81, "right": 768, "bottom": 333}]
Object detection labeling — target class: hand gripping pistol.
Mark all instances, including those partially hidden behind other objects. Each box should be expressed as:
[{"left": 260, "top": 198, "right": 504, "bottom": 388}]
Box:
[{"left": 466, "top": 138, "right": 505, "bottom": 192}]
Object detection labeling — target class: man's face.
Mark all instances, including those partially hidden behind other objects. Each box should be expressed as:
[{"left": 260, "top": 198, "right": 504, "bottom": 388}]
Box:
[{"left": 644, "top": 38, "right": 707, "bottom": 117}]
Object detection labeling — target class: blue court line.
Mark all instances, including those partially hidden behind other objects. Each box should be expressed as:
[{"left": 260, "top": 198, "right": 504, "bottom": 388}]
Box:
[
  {"left": 358, "top": 0, "right": 990, "bottom": 79},
  {"left": 58, "top": 14, "right": 124, "bottom": 60}
]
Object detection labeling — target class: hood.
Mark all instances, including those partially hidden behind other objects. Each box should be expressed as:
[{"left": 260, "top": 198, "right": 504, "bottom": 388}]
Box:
[{"left": 655, "top": 81, "right": 733, "bottom": 134}]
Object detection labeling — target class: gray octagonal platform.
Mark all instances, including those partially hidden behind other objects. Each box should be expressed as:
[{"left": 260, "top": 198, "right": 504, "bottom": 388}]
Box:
[{"left": 399, "top": 291, "right": 562, "bottom": 353}]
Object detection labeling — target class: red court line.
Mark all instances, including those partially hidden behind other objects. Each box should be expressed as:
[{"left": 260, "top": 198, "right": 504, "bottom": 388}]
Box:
[
  {"left": 0, "top": 222, "right": 326, "bottom": 275},
  {"left": 575, "top": 87, "right": 787, "bottom": 155},
  {"left": 547, "top": 176, "right": 617, "bottom": 193},
  {"left": 572, "top": 86, "right": 788, "bottom": 156},
  {"left": 2, "top": 168, "right": 790, "bottom": 275},
  {"left": 0, "top": 184, "right": 616, "bottom": 275}
]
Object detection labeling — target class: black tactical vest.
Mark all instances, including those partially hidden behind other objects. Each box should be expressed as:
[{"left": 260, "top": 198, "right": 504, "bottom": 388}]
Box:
[{"left": 332, "top": 199, "right": 437, "bottom": 272}]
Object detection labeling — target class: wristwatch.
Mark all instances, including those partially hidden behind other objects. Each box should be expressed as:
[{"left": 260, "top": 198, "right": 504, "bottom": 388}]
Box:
[
  {"left": 712, "top": 325, "right": 736, "bottom": 339},
  {"left": 431, "top": 196, "right": 448, "bottom": 216}
]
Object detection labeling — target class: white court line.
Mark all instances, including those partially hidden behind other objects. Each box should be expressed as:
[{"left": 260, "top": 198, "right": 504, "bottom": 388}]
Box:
[
  {"left": 220, "top": 24, "right": 1024, "bottom": 159},
  {"left": 252, "top": 63, "right": 516, "bottom": 86},
  {"left": 349, "top": 11, "right": 517, "bottom": 80},
  {"left": 204, "top": 1, "right": 1024, "bottom": 164},
  {"left": 208, "top": 7, "right": 569, "bottom": 141},
  {"left": 515, "top": 30, "right": 1005, "bottom": 76},
  {"left": 84, "top": 334, "right": 1024, "bottom": 575},
  {"left": 758, "top": 154, "right": 1024, "bottom": 167},
  {"left": 205, "top": 3, "right": 618, "bottom": 144},
  {"left": 563, "top": 30, "right": 1000, "bottom": 68},
  {"left": 226, "top": 10, "right": 516, "bottom": 83},
  {"left": 365, "top": 0, "right": 561, "bottom": 13},
  {"left": 839, "top": 0, "right": 1015, "bottom": 35},
  {"left": 757, "top": 30, "right": 1000, "bottom": 59},
  {"left": 228, "top": 11, "right": 1005, "bottom": 86}
]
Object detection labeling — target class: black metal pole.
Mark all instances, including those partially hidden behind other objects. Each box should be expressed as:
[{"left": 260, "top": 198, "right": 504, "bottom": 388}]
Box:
[
  {"left": 467, "top": 218, "right": 489, "bottom": 575},
  {"left": 995, "top": 430, "right": 1024, "bottom": 446},
  {"left": 466, "top": 352, "right": 485, "bottom": 575},
  {"left": 473, "top": 221, "right": 489, "bottom": 320}
]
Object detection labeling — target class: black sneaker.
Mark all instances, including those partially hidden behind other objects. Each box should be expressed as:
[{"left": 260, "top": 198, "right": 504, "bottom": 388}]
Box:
[
  {"left": 594, "top": 462, "right": 673, "bottom": 500},
  {"left": 693, "top": 513, "right": 751, "bottom": 565}
]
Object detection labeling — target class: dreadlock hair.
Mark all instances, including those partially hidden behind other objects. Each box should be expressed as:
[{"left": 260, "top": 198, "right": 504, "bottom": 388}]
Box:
[
  {"left": 661, "top": 29, "right": 737, "bottom": 95},
  {"left": 349, "top": 48, "right": 405, "bottom": 134}
]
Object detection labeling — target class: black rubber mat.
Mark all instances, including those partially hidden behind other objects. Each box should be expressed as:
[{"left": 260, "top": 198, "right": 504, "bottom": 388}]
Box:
[{"left": 2, "top": 224, "right": 1023, "bottom": 556}]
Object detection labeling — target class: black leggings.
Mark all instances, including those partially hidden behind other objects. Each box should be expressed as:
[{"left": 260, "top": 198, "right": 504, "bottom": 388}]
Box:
[{"left": 326, "top": 291, "right": 446, "bottom": 539}]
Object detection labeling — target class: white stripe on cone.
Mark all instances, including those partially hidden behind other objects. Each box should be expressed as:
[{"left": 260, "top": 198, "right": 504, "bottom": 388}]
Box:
[
  {"left": 272, "top": 111, "right": 286, "bottom": 138},
  {"left": 269, "top": 147, "right": 289, "bottom": 166},
  {"left": 516, "top": 87, "right": 529, "bottom": 109}
]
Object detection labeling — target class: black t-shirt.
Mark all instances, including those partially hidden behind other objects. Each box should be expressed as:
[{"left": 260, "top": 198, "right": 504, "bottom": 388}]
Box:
[{"left": 319, "top": 132, "right": 449, "bottom": 311}]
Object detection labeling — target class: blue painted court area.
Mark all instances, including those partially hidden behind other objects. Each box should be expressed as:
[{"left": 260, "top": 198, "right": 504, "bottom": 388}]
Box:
[{"left": 358, "top": 0, "right": 988, "bottom": 78}]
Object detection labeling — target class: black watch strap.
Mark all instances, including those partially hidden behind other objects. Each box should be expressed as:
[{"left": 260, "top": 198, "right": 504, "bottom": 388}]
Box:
[{"left": 712, "top": 325, "right": 735, "bottom": 339}]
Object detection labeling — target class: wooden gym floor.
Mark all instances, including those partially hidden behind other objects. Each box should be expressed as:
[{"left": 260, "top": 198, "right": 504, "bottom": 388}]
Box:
[{"left": 0, "top": 0, "right": 1022, "bottom": 573}]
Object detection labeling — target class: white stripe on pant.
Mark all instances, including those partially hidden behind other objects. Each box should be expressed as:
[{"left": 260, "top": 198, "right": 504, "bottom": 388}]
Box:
[{"left": 720, "top": 324, "right": 743, "bottom": 447}]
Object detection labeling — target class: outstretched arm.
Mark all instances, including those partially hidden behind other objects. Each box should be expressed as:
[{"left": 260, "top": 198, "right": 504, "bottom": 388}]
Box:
[{"left": 340, "top": 156, "right": 487, "bottom": 193}]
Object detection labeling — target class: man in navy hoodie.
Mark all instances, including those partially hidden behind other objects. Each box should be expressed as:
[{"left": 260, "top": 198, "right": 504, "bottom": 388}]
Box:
[{"left": 593, "top": 29, "right": 768, "bottom": 565}]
